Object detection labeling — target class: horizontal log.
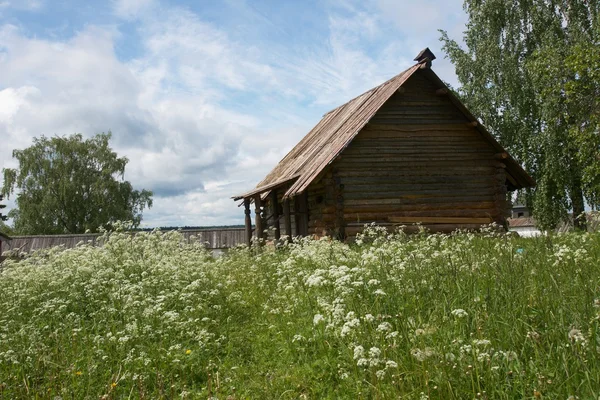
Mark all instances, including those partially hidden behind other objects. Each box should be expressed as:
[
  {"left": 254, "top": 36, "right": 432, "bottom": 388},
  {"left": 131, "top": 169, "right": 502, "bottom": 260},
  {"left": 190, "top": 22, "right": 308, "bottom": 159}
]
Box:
[
  {"left": 382, "top": 100, "right": 453, "bottom": 107},
  {"left": 344, "top": 195, "right": 495, "bottom": 206},
  {"left": 436, "top": 88, "right": 449, "bottom": 95},
  {"left": 340, "top": 209, "right": 498, "bottom": 220},
  {"left": 343, "top": 149, "right": 495, "bottom": 157},
  {"left": 335, "top": 160, "right": 505, "bottom": 168},
  {"left": 388, "top": 216, "right": 493, "bottom": 224},
  {"left": 342, "top": 182, "right": 497, "bottom": 192},
  {"left": 353, "top": 138, "right": 491, "bottom": 146},
  {"left": 374, "top": 110, "right": 466, "bottom": 118},
  {"left": 368, "top": 118, "right": 471, "bottom": 125},
  {"left": 344, "top": 189, "right": 497, "bottom": 201},
  {"left": 363, "top": 123, "right": 481, "bottom": 132},
  {"left": 335, "top": 173, "right": 499, "bottom": 182},
  {"left": 494, "top": 152, "right": 509, "bottom": 160},
  {"left": 321, "top": 201, "right": 498, "bottom": 214},
  {"left": 319, "top": 211, "right": 501, "bottom": 224},
  {"left": 337, "top": 155, "right": 497, "bottom": 163},
  {"left": 344, "top": 223, "right": 499, "bottom": 236},
  {"left": 358, "top": 131, "right": 480, "bottom": 139}
]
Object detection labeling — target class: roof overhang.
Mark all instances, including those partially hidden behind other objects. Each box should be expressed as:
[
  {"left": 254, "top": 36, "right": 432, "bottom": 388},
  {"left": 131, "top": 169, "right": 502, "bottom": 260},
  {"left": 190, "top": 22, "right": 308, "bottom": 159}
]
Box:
[{"left": 232, "top": 175, "right": 300, "bottom": 201}]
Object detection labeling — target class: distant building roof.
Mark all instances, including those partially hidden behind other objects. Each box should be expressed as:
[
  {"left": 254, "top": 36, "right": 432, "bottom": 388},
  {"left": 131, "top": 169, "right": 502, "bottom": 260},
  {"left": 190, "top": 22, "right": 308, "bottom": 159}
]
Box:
[{"left": 507, "top": 217, "right": 536, "bottom": 228}]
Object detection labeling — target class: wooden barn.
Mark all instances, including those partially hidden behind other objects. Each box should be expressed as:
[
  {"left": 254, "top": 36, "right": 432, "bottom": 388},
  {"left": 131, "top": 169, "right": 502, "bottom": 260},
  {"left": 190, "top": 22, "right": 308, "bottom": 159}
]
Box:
[{"left": 233, "top": 48, "right": 535, "bottom": 244}]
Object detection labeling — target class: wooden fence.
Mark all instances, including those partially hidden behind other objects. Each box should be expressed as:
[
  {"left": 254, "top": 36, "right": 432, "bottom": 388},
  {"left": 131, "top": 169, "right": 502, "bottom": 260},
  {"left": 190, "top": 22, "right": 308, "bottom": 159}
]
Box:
[{"left": 4, "top": 227, "right": 247, "bottom": 255}]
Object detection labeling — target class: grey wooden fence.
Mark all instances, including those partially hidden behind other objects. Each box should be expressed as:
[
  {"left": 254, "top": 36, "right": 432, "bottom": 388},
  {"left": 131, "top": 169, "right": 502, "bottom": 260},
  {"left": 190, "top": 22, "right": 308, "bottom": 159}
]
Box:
[{"left": 5, "top": 228, "right": 247, "bottom": 254}]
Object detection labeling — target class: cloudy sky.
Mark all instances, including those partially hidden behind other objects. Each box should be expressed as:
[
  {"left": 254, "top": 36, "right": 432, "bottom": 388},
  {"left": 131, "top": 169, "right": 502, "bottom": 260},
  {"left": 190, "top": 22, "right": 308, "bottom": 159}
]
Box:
[{"left": 0, "top": 0, "right": 468, "bottom": 227}]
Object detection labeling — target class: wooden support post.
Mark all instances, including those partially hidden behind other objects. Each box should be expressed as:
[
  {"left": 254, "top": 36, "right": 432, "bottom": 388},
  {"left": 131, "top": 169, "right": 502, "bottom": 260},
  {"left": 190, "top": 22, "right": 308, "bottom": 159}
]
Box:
[
  {"left": 254, "top": 194, "right": 263, "bottom": 241},
  {"left": 333, "top": 173, "right": 345, "bottom": 240},
  {"left": 300, "top": 191, "right": 309, "bottom": 236},
  {"left": 283, "top": 198, "right": 292, "bottom": 240},
  {"left": 270, "top": 190, "right": 280, "bottom": 241},
  {"left": 244, "top": 198, "right": 252, "bottom": 246},
  {"left": 293, "top": 195, "right": 301, "bottom": 236}
]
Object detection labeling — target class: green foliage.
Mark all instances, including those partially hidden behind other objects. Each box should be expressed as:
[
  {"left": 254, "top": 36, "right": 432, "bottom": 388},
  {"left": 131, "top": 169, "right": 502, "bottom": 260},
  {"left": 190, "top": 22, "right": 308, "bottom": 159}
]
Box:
[
  {"left": 440, "top": 0, "right": 600, "bottom": 230},
  {"left": 1, "top": 133, "right": 153, "bottom": 234},
  {"left": 1, "top": 226, "right": 599, "bottom": 398}
]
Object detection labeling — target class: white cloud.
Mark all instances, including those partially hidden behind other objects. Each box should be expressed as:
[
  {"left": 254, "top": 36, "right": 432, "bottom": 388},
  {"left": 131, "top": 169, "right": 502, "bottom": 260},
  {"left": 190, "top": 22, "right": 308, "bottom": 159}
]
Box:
[
  {"left": 113, "top": 0, "right": 155, "bottom": 19},
  {"left": 0, "top": 1, "right": 468, "bottom": 227},
  {"left": 0, "top": 0, "right": 43, "bottom": 11}
]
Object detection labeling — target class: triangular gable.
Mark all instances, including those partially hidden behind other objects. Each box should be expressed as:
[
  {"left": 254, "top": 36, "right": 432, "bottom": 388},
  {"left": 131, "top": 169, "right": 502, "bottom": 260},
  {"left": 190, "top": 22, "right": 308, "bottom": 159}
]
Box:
[{"left": 233, "top": 59, "right": 534, "bottom": 200}]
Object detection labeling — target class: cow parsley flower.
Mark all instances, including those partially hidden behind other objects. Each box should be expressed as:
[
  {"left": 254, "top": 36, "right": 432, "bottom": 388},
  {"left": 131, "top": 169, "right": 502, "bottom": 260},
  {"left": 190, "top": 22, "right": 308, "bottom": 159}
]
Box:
[{"left": 451, "top": 309, "right": 468, "bottom": 318}]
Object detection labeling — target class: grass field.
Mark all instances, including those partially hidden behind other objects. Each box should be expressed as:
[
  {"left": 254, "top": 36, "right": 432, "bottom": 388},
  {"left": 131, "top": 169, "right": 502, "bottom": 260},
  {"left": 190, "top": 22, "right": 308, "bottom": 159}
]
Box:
[{"left": 0, "top": 225, "right": 599, "bottom": 399}]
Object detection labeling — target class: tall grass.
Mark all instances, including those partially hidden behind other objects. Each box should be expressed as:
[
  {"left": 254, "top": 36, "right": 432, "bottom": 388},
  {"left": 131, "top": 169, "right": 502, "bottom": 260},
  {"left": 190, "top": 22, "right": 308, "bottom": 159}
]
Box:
[{"left": 0, "top": 226, "right": 599, "bottom": 399}]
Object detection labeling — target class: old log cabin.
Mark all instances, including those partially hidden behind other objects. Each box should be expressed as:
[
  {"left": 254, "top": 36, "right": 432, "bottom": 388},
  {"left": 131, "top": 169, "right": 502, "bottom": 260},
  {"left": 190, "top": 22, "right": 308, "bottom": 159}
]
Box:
[{"left": 233, "top": 48, "right": 535, "bottom": 244}]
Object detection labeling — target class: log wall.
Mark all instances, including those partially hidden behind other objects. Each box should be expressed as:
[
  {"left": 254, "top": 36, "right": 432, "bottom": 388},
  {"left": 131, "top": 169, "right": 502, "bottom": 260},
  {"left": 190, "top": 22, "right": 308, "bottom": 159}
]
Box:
[{"left": 307, "top": 69, "right": 510, "bottom": 236}]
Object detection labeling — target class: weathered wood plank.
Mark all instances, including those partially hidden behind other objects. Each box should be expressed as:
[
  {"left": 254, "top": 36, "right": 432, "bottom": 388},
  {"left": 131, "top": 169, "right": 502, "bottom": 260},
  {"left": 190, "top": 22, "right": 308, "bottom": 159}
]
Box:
[{"left": 388, "top": 216, "right": 493, "bottom": 224}]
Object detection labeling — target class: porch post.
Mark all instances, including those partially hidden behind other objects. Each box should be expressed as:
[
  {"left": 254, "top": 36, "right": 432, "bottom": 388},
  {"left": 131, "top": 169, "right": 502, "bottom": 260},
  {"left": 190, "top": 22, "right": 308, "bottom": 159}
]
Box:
[
  {"left": 269, "top": 190, "right": 281, "bottom": 241},
  {"left": 254, "top": 194, "right": 264, "bottom": 241},
  {"left": 283, "top": 198, "right": 292, "bottom": 240},
  {"left": 244, "top": 198, "right": 252, "bottom": 246}
]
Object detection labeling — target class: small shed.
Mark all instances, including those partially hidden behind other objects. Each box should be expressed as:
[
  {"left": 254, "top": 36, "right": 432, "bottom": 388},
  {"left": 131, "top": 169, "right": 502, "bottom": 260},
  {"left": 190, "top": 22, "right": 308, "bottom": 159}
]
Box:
[{"left": 233, "top": 48, "right": 535, "bottom": 244}]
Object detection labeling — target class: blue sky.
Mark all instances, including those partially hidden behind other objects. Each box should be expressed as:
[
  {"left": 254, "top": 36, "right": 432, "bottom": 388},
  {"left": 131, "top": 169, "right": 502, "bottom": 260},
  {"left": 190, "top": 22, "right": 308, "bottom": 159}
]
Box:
[{"left": 0, "top": 0, "right": 468, "bottom": 227}]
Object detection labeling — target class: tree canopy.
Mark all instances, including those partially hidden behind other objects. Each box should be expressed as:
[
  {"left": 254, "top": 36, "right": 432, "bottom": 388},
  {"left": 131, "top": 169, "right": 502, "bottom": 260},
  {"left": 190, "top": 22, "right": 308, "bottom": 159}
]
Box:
[
  {"left": 440, "top": 0, "right": 600, "bottom": 230},
  {"left": 1, "top": 133, "right": 153, "bottom": 234}
]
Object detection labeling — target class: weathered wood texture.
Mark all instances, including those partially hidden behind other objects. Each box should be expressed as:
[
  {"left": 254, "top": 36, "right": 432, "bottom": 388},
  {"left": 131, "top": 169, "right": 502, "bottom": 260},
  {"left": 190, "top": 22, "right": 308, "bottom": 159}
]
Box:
[
  {"left": 305, "top": 70, "right": 509, "bottom": 236},
  {"left": 6, "top": 228, "right": 248, "bottom": 254}
]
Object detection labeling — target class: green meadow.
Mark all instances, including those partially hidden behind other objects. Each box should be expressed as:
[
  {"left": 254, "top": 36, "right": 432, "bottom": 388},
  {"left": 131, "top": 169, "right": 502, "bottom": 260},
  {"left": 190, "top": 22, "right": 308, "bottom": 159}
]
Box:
[{"left": 1, "top": 226, "right": 599, "bottom": 399}]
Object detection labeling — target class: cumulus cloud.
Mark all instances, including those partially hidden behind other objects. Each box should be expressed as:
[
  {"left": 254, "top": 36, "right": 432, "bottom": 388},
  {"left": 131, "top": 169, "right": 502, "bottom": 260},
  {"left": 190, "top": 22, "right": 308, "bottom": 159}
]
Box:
[
  {"left": 0, "top": 0, "right": 43, "bottom": 11},
  {"left": 112, "top": 0, "right": 155, "bottom": 19},
  {"left": 0, "top": 0, "right": 467, "bottom": 227}
]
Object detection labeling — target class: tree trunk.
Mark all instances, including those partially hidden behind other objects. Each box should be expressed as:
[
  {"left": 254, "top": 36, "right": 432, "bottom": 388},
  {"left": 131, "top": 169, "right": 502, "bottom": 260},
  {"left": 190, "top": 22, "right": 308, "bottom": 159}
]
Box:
[{"left": 570, "top": 175, "right": 586, "bottom": 231}]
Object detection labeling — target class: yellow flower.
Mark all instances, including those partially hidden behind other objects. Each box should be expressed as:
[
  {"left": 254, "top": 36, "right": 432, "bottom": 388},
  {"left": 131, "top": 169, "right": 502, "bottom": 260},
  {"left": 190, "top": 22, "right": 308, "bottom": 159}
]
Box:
[
  {"left": 185, "top": 349, "right": 192, "bottom": 355},
  {"left": 75, "top": 371, "right": 83, "bottom": 376},
  {"left": 111, "top": 382, "right": 117, "bottom": 388}
]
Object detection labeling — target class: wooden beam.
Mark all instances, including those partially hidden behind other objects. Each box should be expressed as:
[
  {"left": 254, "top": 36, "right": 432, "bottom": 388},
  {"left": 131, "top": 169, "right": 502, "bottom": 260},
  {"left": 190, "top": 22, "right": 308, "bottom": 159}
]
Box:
[
  {"left": 293, "top": 196, "right": 301, "bottom": 236},
  {"left": 333, "top": 172, "right": 345, "bottom": 240},
  {"left": 244, "top": 198, "right": 252, "bottom": 247},
  {"left": 388, "top": 216, "right": 493, "bottom": 224},
  {"left": 283, "top": 198, "right": 292, "bottom": 240},
  {"left": 299, "top": 191, "right": 309, "bottom": 236},
  {"left": 494, "top": 152, "right": 509, "bottom": 160},
  {"left": 270, "top": 190, "right": 280, "bottom": 241},
  {"left": 254, "top": 194, "right": 263, "bottom": 241},
  {"left": 466, "top": 121, "right": 478, "bottom": 127},
  {"left": 435, "top": 88, "right": 448, "bottom": 96}
]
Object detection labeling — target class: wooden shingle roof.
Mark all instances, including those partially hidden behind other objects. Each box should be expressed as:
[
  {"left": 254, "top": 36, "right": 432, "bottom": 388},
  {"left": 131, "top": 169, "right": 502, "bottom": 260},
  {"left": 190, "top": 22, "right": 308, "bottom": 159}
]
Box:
[{"left": 234, "top": 52, "right": 535, "bottom": 200}]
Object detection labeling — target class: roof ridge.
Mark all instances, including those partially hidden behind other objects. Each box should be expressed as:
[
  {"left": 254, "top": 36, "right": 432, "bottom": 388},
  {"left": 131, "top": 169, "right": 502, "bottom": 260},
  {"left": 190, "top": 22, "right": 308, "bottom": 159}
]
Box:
[{"left": 322, "top": 64, "right": 419, "bottom": 118}]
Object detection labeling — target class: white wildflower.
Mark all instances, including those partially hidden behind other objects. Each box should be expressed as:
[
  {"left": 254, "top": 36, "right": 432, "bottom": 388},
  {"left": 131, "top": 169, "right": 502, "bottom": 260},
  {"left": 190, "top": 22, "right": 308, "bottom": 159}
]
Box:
[
  {"left": 451, "top": 309, "right": 468, "bottom": 318},
  {"left": 292, "top": 334, "right": 305, "bottom": 343},
  {"left": 568, "top": 328, "right": 587, "bottom": 346},
  {"left": 353, "top": 345, "right": 365, "bottom": 360},
  {"left": 377, "top": 322, "right": 392, "bottom": 332},
  {"left": 313, "top": 314, "right": 325, "bottom": 325}
]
